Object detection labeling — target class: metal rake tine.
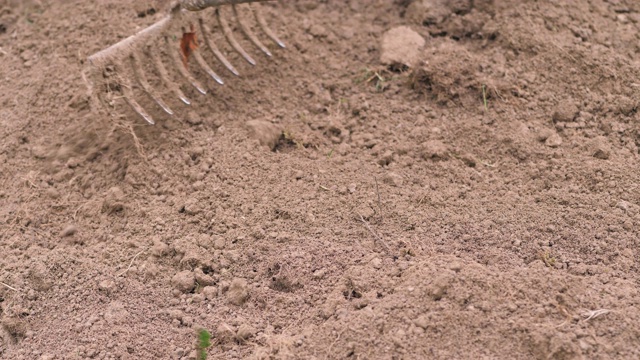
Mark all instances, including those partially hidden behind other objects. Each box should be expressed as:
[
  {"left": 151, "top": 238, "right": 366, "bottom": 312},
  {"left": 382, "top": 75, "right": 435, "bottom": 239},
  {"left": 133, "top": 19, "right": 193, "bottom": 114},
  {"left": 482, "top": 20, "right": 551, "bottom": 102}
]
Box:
[
  {"left": 252, "top": 3, "right": 285, "bottom": 48},
  {"left": 130, "top": 51, "right": 174, "bottom": 115},
  {"left": 118, "top": 61, "right": 156, "bottom": 125},
  {"left": 233, "top": 4, "right": 272, "bottom": 57},
  {"left": 165, "top": 36, "right": 208, "bottom": 95},
  {"left": 148, "top": 47, "right": 192, "bottom": 105},
  {"left": 183, "top": 24, "right": 225, "bottom": 85},
  {"left": 193, "top": 49, "right": 225, "bottom": 84},
  {"left": 216, "top": 7, "right": 257, "bottom": 65},
  {"left": 198, "top": 18, "right": 240, "bottom": 76}
]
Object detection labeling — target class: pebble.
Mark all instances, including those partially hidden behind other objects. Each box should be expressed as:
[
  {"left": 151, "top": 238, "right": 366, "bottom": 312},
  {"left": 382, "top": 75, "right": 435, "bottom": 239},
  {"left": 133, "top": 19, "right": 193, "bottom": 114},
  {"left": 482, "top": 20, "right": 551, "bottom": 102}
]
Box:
[
  {"left": 236, "top": 325, "right": 256, "bottom": 341},
  {"left": 60, "top": 225, "right": 77, "bottom": 237},
  {"left": 98, "top": 279, "right": 116, "bottom": 293},
  {"left": 246, "top": 120, "right": 282, "bottom": 150},
  {"left": 545, "top": 133, "right": 563, "bottom": 148},
  {"left": 216, "top": 323, "right": 235, "bottom": 343},
  {"left": 414, "top": 314, "right": 430, "bottom": 329},
  {"left": 552, "top": 101, "right": 579, "bottom": 122},
  {"left": 421, "top": 140, "right": 449, "bottom": 161},
  {"left": 587, "top": 136, "right": 611, "bottom": 160},
  {"left": 383, "top": 172, "right": 404, "bottom": 187},
  {"left": 202, "top": 286, "right": 218, "bottom": 300}
]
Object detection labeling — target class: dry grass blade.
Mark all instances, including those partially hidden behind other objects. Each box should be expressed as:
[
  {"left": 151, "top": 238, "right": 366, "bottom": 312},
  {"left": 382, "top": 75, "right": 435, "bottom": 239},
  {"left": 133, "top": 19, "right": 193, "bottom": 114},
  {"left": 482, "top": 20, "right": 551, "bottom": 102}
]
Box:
[{"left": 582, "top": 309, "right": 611, "bottom": 321}]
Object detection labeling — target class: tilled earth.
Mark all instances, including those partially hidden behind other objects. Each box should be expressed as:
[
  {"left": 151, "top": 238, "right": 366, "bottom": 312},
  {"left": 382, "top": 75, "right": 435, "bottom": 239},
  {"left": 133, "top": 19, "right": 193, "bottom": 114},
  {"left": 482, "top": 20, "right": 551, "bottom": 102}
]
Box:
[{"left": 1, "top": 0, "right": 640, "bottom": 359}]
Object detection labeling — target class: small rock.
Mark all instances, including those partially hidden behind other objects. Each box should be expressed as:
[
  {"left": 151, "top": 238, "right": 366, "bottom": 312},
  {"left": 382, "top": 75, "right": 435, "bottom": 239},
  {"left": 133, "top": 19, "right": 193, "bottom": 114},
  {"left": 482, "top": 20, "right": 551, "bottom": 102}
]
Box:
[
  {"left": 347, "top": 183, "right": 357, "bottom": 193},
  {"left": 98, "top": 279, "right": 116, "bottom": 293},
  {"left": 312, "top": 269, "right": 326, "bottom": 279},
  {"left": 173, "top": 347, "right": 185, "bottom": 360},
  {"left": 378, "top": 151, "right": 395, "bottom": 166},
  {"left": 227, "top": 278, "right": 249, "bottom": 306},
  {"left": 552, "top": 101, "right": 579, "bottom": 122},
  {"left": 102, "top": 187, "right": 125, "bottom": 214},
  {"left": 46, "top": 187, "right": 60, "bottom": 199},
  {"left": 2, "top": 317, "right": 27, "bottom": 339},
  {"left": 354, "top": 204, "right": 375, "bottom": 221},
  {"left": 104, "top": 301, "right": 129, "bottom": 325},
  {"left": 186, "top": 111, "right": 203, "bottom": 125},
  {"left": 202, "top": 286, "right": 218, "bottom": 300},
  {"left": 405, "top": 0, "right": 452, "bottom": 25},
  {"left": 414, "top": 314, "right": 430, "bottom": 329},
  {"left": 213, "top": 237, "right": 226, "bottom": 250},
  {"left": 380, "top": 26, "right": 425, "bottom": 68},
  {"left": 426, "top": 275, "right": 451, "bottom": 301},
  {"left": 216, "top": 323, "right": 235, "bottom": 343},
  {"left": 383, "top": 172, "right": 404, "bottom": 187},
  {"left": 460, "top": 154, "right": 476, "bottom": 167},
  {"left": 171, "top": 271, "right": 195, "bottom": 293},
  {"left": 421, "top": 140, "right": 449, "bottom": 161},
  {"left": 31, "top": 145, "right": 49, "bottom": 159},
  {"left": 182, "top": 198, "right": 202, "bottom": 215},
  {"left": 587, "top": 136, "right": 611, "bottom": 160},
  {"left": 194, "top": 268, "right": 216, "bottom": 287},
  {"left": 66, "top": 157, "right": 81, "bottom": 169},
  {"left": 236, "top": 325, "right": 256, "bottom": 341},
  {"left": 545, "top": 133, "right": 562, "bottom": 148},
  {"left": 537, "top": 128, "right": 553, "bottom": 142},
  {"left": 246, "top": 120, "right": 283, "bottom": 150},
  {"left": 60, "top": 225, "right": 77, "bottom": 237},
  {"left": 370, "top": 257, "right": 383, "bottom": 269},
  {"left": 308, "top": 24, "right": 328, "bottom": 38},
  {"left": 151, "top": 241, "right": 170, "bottom": 257}
]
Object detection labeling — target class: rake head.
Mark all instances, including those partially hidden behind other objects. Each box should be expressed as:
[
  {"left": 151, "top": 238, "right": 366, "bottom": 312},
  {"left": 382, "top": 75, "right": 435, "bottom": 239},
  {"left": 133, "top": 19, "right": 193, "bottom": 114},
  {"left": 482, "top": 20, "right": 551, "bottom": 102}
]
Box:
[{"left": 83, "top": 0, "right": 285, "bottom": 125}]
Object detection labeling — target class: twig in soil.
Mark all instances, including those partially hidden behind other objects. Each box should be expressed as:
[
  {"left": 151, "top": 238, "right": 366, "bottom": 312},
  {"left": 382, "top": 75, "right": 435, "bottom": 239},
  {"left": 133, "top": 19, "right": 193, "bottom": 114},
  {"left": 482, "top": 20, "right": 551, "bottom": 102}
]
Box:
[
  {"left": 0, "top": 282, "right": 20, "bottom": 292},
  {"left": 358, "top": 214, "right": 391, "bottom": 254},
  {"left": 117, "top": 249, "right": 146, "bottom": 277},
  {"left": 582, "top": 309, "right": 611, "bottom": 321}
]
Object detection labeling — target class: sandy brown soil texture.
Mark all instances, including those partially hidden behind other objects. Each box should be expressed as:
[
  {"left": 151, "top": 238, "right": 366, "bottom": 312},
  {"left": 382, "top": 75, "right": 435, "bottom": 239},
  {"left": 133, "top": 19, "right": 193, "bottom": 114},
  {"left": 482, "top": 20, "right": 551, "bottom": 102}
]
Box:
[{"left": 1, "top": 0, "right": 640, "bottom": 358}]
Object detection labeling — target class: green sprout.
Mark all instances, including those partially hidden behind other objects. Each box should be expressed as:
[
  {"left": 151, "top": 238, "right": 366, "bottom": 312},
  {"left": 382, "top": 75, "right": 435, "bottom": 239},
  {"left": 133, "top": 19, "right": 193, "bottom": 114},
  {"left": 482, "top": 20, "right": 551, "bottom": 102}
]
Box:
[{"left": 197, "top": 329, "right": 212, "bottom": 360}]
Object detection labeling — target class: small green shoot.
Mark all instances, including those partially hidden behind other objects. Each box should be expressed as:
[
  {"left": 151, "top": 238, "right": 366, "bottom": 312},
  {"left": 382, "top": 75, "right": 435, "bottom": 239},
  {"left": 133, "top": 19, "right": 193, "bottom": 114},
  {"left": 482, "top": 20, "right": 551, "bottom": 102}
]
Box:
[
  {"left": 355, "top": 68, "right": 388, "bottom": 92},
  {"left": 327, "top": 147, "right": 334, "bottom": 158},
  {"left": 197, "top": 329, "right": 212, "bottom": 360}
]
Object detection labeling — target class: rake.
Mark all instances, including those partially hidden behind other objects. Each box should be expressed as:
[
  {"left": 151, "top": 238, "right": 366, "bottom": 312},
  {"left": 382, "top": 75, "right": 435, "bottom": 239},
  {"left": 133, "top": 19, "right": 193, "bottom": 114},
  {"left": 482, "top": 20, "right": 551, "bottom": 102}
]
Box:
[{"left": 83, "top": 0, "right": 285, "bottom": 125}]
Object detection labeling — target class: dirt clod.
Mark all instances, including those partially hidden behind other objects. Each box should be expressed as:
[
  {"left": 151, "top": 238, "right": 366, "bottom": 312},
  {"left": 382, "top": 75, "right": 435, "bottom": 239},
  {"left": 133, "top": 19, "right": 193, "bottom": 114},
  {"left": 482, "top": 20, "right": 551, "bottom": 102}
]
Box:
[
  {"left": 246, "top": 120, "right": 283, "bottom": 150},
  {"left": 171, "top": 271, "right": 196, "bottom": 294},
  {"left": 380, "top": 26, "right": 425, "bottom": 68},
  {"left": 226, "top": 278, "right": 249, "bottom": 306}
]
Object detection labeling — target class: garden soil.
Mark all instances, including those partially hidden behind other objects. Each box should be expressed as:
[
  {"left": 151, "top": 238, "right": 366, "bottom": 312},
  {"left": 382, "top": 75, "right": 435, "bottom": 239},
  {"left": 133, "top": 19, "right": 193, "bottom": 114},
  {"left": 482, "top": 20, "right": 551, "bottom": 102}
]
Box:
[{"left": 1, "top": 0, "right": 640, "bottom": 359}]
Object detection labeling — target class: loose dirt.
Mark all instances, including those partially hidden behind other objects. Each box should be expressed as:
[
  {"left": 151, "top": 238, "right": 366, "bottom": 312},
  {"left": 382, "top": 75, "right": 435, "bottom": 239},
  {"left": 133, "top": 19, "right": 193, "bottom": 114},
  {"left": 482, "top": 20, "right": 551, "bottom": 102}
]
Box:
[{"left": 1, "top": 0, "right": 640, "bottom": 359}]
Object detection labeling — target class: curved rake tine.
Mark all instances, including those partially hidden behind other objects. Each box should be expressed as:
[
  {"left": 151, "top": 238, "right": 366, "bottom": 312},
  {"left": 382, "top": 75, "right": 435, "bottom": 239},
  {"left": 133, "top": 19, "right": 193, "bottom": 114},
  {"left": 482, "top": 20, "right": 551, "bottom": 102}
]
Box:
[
  {"left": 193, "top": 47, "right": 225, "bottom": 84},
  {"left": 233, "top": 4, "right": 272, "bottom": 57},
  {"left": 252, "top": 3, "right": 285, "bottom": 48},
  {"left": 148, "top": 47, "right": 191, "bottom": 105},
  {"left": 217, "top": 8, "right": 256, "bottom": 65},
  {"left": 131, "top": 52, "right": 174, "bottom": 115},
  {"left": 118, "top": 61, "right": 156, "bottom": 125},
  {"left": 199, "top": 19, "right": 240, "bottom": 76},
  {"left": 165, "top": 36, "right": 208, "bottom": 95}
]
